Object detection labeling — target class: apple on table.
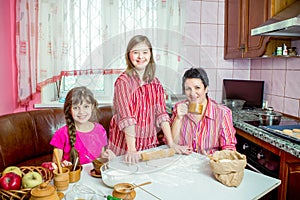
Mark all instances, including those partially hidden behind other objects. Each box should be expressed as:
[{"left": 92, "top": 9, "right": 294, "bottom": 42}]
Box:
[
  {"left": 0, "top": 172, "right": 22, "bottom": 190},
  {"left": 22, "top": 171, "right": 43, "bottom": 189}
]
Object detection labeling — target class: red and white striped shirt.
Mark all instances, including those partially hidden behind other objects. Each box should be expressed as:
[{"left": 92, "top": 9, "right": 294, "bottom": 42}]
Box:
[
  {"left": 171, "top": 98, "right": 237, "bottom": 155},
  {"left": 108, "top": 71, "right": 170, "bottom": 156}
]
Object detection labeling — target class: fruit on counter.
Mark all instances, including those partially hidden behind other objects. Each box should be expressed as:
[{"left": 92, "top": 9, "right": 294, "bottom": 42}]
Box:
[
  {"left": 22, "top": 171, "right": 43, "bottom": 189},
  {"left": 41, "top": 162, "right": 57, "bottom": 173},
  {"left": 2, "top": 166, "right": 23, "bottom": 177},
  {"left": 0, "top": 172, "right": 22, "bottom": 190}
]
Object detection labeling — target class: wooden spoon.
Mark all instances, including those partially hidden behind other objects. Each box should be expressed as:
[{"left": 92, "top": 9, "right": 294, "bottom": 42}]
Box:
[
  {"left": 116, "top": 181, "right": 152, "bottom": 193},
  {"left": 53, "top": 148, "right": 63, "bottom": 174}
]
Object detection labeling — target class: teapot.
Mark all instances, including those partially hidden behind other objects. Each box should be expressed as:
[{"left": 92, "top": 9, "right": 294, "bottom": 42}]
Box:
[{"left": 30, "top": 182, "right": 64, "bottom": 200}]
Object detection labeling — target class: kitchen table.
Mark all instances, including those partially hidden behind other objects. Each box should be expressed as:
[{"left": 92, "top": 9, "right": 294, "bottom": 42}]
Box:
[{"left": 63, "top": 146, "right": 281, "bottom": 200}]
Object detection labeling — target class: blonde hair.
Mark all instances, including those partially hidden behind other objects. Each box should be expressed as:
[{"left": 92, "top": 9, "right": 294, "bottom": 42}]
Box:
[{"left": 125, "top": 35, "right": 156, "bottom": 82}]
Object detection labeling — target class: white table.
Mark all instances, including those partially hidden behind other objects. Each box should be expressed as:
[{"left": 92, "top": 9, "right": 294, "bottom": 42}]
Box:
[{"left": 63, "top": 147, "right": 281, "bottom": 200}]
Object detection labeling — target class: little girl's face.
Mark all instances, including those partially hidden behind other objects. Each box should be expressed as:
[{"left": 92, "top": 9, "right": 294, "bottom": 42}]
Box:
[
  {"left": 71, "top": 100, "right": 93, "bottom": 124},
  {"left": 129, "top": 42, "right": 151, "bottom": 72}
]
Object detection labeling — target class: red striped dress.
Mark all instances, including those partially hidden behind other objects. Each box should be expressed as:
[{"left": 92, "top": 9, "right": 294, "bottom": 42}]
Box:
[
  {"left": 108, "top": 71, "right": 170, "bottom": 156},
  {"left": 171, "top": 98, "right": 237, "bottom": 155}
]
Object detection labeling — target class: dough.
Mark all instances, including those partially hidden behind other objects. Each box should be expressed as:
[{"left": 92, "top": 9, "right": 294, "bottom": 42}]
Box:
[
  {"left": 282, "top": 129, "right": 293, "bottom": 135},
  {"left": 292, "top": 128, "right": 300, "bottom": 133}
]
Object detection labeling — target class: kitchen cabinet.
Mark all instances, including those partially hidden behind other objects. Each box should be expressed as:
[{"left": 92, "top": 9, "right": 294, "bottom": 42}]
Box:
[
  {"left": 224, "top": 0, "right": 297, "bottom": 59},
  {"left": 236, "top": 128, "right": 300, "bottom": 200}
]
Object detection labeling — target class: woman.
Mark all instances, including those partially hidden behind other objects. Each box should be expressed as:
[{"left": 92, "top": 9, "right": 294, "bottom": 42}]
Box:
[
  {"left": 171, "top": 67, "right": 237, "bottom": 155},
  {"left": 107, "top": 35, "right": 189, "bottom": 164}
]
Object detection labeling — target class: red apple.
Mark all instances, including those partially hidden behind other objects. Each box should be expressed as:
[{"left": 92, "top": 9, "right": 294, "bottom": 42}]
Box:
[
  {"left": 0, "top": 172, "right": 22, "bottom": 190},
  {"left": 41, "top": 162, "right": 57, "bottom": 173}
]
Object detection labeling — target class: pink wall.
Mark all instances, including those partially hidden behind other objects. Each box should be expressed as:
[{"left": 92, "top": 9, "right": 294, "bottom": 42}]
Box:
[{"left": 0, "top": 0, "right": 18, "bottom": 116}]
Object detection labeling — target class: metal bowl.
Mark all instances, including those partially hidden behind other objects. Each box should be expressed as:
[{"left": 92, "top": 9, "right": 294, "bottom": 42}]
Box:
[
  {"left": 258, "top": 111, "right": 282, "bottom": 126},
  {"left": 223, "top": 99, "right": 246, "bottom": 111}
]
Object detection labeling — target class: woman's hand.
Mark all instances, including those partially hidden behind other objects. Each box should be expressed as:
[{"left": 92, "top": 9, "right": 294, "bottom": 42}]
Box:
[
  {"left": 124, "top": 151, "right": 141, "bottom": 164},
  {"left": 176, "top": 102, "right": 188, "bottom": 119}
]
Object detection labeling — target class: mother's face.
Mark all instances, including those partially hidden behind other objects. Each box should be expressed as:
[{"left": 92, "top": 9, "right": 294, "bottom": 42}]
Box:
[{"left": 184, "top": 78, "right": 208, "bottom": 103}]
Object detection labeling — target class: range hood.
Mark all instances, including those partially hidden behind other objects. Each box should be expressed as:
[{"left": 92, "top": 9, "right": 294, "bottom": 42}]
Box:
[{"left": 251, "top": 1, "right": 300, "bottom": 37}]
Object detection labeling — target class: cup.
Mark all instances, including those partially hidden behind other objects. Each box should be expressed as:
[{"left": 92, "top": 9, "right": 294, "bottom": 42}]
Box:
[
  {"left": 53, "top": 167, "right": 70, "bottom": 191},
  {"left": 188, "top": 102, "right": 203, "bottom": 114},
  {"left": 68, "top": 165, "right": 82, "bottom": 183},
  {"left": 92, "top": 158, "right": 108, "bottom": 175}
]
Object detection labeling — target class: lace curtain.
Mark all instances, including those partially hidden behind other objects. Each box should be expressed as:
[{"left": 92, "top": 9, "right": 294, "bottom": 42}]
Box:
[{"left": 16, "top": 0, "right": 185, "bottom": 104}]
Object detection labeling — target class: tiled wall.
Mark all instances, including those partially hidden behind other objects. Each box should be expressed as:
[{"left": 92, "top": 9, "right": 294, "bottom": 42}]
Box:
[
  {"left": 250, "top": 52, "right": 300, "bottom": 117},
  {"left": 183, "top": 0, "right": 250, "bottom": 105},
  {"left": 184, "top": 0, "right": 299, "bottom": 118}
]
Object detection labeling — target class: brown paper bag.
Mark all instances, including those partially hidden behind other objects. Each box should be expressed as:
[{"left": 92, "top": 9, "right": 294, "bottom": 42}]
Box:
[{"left": 209, "top": 150, "right": 247, "bottom": 187}]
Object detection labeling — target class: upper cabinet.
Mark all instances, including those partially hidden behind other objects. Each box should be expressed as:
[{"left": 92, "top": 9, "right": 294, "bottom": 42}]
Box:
[{"left": 224, "top": 0, "right": 298, "bottom": 59}]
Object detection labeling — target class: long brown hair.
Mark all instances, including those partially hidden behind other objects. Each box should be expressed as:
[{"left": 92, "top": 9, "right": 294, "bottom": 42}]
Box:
[
  {"left": 63, "top": 86, "right": 98, "bottom": 162},
  {"left": 125, "top": 35, "right": 156, "bottom": 82}
]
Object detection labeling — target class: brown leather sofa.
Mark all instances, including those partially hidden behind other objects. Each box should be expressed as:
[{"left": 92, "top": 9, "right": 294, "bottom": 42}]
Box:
[{"left": 0, "top": 106, "right": 113, "bottom": 171}]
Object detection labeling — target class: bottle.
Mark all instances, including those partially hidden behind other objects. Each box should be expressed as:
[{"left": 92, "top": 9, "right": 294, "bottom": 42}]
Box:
[
  {"left": 276, "top": 47, "right": 282, "bottom": 56},
  {"left": 282, "top": 44, "right": 288, "bottom": 56}
]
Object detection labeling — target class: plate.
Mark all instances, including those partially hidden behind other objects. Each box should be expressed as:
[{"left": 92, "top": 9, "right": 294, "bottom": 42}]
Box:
[{"left": 89, "top": 169, "right": 102, "bottom": 178}]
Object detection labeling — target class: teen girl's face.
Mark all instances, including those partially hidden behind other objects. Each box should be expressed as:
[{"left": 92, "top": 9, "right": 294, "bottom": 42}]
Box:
[
  {"left": 129, "top": 42, "right": 151, "bottom": 73},
  {"left": 184, "top": 78, "right": 208, "bottom": 104},
  {"left": 71, "top": 99, "right": 93, "bottom": 124}
]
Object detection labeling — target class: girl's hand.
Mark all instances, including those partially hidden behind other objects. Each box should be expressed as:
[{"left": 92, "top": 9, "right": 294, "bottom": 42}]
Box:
[
  {"left": 170, "top": 143, "right": 192, "bottom": 155},
  {"left": 176, "top": 102, "right": 188, "bottom": 119},
  {"left": 101, "top": 149, "right": 116, "bottom": 161},
  {"left": 61, "top": 160, "right": 72, "bottom": 167},
  {"left": 124, "top": 151, "right": 141, "bottom": 164}
]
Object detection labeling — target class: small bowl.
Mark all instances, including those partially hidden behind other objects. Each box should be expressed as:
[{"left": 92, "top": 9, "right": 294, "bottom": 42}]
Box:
[
  {"left": 100, "top": 163, "right": 137, "bottom": 188},
  {"left": 223, "top": 99, "right": 246, "bottom": 111},
  {"left": 92, "top": 158, "right": 108, "bottom": 175}
]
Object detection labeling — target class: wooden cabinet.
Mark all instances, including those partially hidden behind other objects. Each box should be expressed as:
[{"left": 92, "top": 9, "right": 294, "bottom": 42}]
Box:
[
  {"left": 224, "top": 0, "right": 297, "bottom": 59},
  {"left": 236, "top": 128, "right": 300, "bottom": 200}
]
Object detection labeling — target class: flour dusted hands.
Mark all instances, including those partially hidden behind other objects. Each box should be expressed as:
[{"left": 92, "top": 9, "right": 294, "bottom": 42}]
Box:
[
  {"left": 101, "top": 149, "right": 116, "bottom": 160},
  {"left": 124, "top": 151, "right": 141, "bottom": 164},
  {"left": 170, "top": 143, "right": 192, "bottom": 155}
]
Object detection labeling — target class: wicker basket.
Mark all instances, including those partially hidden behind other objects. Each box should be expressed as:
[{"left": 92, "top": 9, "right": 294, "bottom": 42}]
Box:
[{"left": 0, "top": 166, "right": 53, "bottom": 200}]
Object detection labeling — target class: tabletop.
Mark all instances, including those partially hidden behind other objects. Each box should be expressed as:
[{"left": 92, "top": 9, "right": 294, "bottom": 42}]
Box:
[{"left": 63, "top": 146, "right": 281, "bottom": 200}]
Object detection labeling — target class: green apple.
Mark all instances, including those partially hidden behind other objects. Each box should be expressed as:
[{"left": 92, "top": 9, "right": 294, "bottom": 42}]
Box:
[
  {"left": 22, "top": 171, "right": 43, "bottom": 189},
  {"left": 2, "top": 166, "right": 23, "bottom": 177}
]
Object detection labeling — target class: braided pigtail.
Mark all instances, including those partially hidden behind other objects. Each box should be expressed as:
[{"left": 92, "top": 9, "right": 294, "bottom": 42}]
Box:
[{"left": 64, "top": 90, "right": 79, "bottom": 164}]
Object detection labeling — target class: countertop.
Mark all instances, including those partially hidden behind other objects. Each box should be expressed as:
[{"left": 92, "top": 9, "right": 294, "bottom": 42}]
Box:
[
  {"left": 233, "top": 110, "right": 300, "bottom": 158},
  {"left": 63, "top": 146, "right": 281, "bottom": 200}
]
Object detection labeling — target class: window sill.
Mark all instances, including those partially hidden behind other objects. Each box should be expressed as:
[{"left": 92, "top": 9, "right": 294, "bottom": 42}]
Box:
[{"left": 34, "top": 100, "right": 113, "bottom": 109}]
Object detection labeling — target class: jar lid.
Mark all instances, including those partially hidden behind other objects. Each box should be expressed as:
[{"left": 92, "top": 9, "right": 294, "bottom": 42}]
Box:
[{"left": 31, "top": 182, "right": 56, "bottom": 197}]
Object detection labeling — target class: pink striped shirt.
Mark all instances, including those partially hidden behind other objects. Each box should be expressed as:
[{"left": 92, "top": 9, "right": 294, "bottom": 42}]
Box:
[
  {"left": 171, "top": 98, "right": 237, "bottom": 155},
  {"left": 108, "top": 71, "right": 170, "bottom": 156}
]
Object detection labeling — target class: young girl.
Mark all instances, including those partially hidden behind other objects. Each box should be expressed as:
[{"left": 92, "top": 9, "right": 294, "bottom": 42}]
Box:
[
  {"left": 106, "top": 35, "right": 190, "bottom": 164},
  {"left": 50, "top": 86, "right": 108, "bottom": 165}
]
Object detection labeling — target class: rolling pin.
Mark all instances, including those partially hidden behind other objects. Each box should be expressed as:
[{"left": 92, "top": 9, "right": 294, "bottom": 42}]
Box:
[{"left": 141, "top": 148, "right": 175, "bottom": 161}]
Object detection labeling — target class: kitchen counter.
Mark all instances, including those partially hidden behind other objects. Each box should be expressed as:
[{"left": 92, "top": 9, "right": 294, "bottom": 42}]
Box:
[{"left": 233, "top": 110, "right": 300, "bottom": 158}]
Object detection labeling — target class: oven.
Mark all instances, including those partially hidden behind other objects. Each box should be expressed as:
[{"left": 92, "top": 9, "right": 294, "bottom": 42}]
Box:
[{"left": 236, "top": 133, "right": 280, "bottom": 200}]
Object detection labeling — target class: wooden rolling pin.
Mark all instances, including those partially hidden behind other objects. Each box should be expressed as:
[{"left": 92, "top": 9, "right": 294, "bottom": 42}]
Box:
[{"left": 141, "top": 148, "right": 175, "bottom": 161}]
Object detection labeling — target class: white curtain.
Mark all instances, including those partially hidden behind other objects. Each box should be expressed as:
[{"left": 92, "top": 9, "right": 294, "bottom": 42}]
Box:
[{"left": 16, "top": 0, "right": 185, "bottom": 104}]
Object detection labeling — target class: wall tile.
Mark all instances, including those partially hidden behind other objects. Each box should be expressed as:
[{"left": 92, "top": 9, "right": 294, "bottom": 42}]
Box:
[
  {"left": 217, "top": 47, "right": 233, "bottom": 69},
  {"left": 270, "top": 95, "right": 284, "bottom": 112},
  {"left": 217, "top": 25, "right": 224, "bottom": 47},
  {"left": 250, "top": 69, "right": 261, "bottom": 80},
  {"left": 272, "top": 70, "right": 286, "bottom": 96},
  {"left": 272, "top": 58, "right": 286, "bottom": 70},
  {"left": 216, "top": 69, "right": 233, "bottom": 91},
  {"left": 287, "top": 58, "right": 300, "bottom": 70},
  {"left": 201, "top": 1, "right": 218, "bottom": 24},
  {"left": 184, "top": 23, "right": 201, "bottom": 45},
  {"left": 261, "top": 59, "right": 273, "bottom": 70},
  {"left": 185, "top": 1, "right": 201, "bottom": 23},
  {"left": 250, "top": 59, "right": 262, "bottom": 70},
  {"left": 233, "top": 70, "right": 249, "bottom": 79},
  {"left": 285, "top": 70, "right": 300, "bottom": 99},
  {"left": 284, "top": 98, "right": 300, "bottom": 117},
  {"left": 200, "top": 46, "right": 217, "bottom": 68},
  {"left": 261, "top": 70, "right": 273, "bottom": 95},
  {"left": 205, "top": 68, "right": 217, "bottom": 91},
  {"left": 218, "top": 1, "right": 224, "bottom": 25},
  {"left": 200, "top": 24, "right": 218, "bottom": 46}
]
